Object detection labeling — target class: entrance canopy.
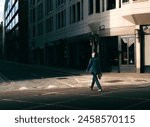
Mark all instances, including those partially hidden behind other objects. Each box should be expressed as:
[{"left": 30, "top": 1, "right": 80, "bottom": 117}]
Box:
[{"left": 123, "top": 13, "right": 150, "bottom": 25}]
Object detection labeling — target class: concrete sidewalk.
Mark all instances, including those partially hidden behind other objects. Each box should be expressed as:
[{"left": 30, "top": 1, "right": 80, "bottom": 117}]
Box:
[
  {"left": 37, "top": 65, "right": 150, "bottom": 85},
  {"left": 47, "top": 66, "right": 150, "bottom": 86}
]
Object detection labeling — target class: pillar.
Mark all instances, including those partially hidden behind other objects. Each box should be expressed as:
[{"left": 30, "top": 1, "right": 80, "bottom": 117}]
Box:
[{"left": 135, "top": 26, "right": 141, "bottom": 73}]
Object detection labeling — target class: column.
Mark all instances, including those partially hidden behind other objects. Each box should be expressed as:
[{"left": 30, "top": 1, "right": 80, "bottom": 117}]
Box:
[
  {"left": 116, "top": 0, "right": 119, "bottom": 9},
  {"left": 135, "top": 26, "right": 141, "bottom": 73}
]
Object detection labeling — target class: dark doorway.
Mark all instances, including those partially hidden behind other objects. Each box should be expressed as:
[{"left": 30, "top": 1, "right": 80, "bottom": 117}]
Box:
[
  {"left": 119, "top": 36, "right": 136, "bottom": 72},
  {"left": 100, "top": 36, "right": 119, "bottom": 72}
]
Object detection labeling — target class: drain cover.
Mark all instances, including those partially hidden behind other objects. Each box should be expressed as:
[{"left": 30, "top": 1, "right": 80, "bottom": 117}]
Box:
[
  {"left": 106, "top": 80, "right": 123, "bottom": 83},
  {"left": 135, "top": 79, "right": 147, "bottom": 82},
  {"left": 57, "top": 77, "right": 68, "bottom": 80}
]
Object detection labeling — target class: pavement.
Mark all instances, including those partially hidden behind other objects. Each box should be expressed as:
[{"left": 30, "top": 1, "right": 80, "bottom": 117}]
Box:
[{"left": 0, "top": 61, "right": 150, "bottom": 92}]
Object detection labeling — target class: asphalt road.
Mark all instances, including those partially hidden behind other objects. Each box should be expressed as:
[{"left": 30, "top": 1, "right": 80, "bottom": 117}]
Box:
[{"left": 0, "top": 85, "right": 149, "bottom": 110}]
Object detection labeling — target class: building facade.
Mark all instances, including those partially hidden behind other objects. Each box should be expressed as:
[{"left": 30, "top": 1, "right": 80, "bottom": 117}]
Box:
[
  {"left": 28, "top": 0, "right": 150, "bottom": 72},
  {"left": 29, "top": 0, "right": 90, "bottom": 68},
  {"left": 0, "top": 22, "right": 2, "bottom": 58},
  {"left": 3, "top": 0, "right": 28, "bottom": 63}
]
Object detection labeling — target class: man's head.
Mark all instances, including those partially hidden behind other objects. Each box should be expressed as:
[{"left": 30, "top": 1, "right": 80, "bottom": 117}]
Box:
[
  {"left": 92, "top": 51, "right": 98, "bottom": 58},
  {"left": 92, "top": 52, "right": 95, "bottom": 58}
]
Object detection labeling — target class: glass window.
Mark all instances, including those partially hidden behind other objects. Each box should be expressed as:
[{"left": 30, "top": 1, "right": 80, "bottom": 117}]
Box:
[
  {"left": 33, "top": 9, "right": 35, "bottom": 23},
  {"left": 81, "top": 0, "right": 83, "bottom": 19},
  {"left": 15, "top": 14, "right": 19, "bottom": 24},
  {"left": 77, "top": 2, "right": 80, "bottom": 21},
  {"left": 122, "top": 0, "right": 129, "bottom": 3},
  {"left": 69, "top": 7, "right": 71, "bottom": 24},
  {"left": 121, "top": 37, "right": 135, "bottom": 65},
  {"left": 46, "top": 0, "right": 53, "bottom": 14},
  {"left": 13, "top": 6, "right": 16, "bottom": 14},
  {"left": 96, "top": 0, "right": 100, "bottom": 13},
  {"left": 58, "top": 13, "right": 60, "bottom": 28},
  {"left": 56, "top": 10, "right": 66, "bottom": 29},
  {"left": 119, "top": 0, "right": 121, "bottom": 8},
  {"left": 30, "top": 0, "right": 35, "bottom": 5},
  {"left": 37, "top": 3, "right": 43, "bottom": 21},
  {"left": 121, "top": 38, "right": 128, "bottom": 64},
  {"left": 57, "top": 13, "right": 61, "bottom": 28},
  {"left": 11, "top": 0, "right": 15, "bottom": 5},
  {"left": 72, "top": 4, "right": 76, "bottom": 23},
  {"left": 62, "top": 10, "right": 66, "bottom": 27},
  {"left": 107, "top": 0, "right": 116, "bottom": 10},
  {"left": 11, "top": 8, "right": 14, "bottom": 17},
  {"left": 102, "top": 0, "right": 105, "bottom": 12},
  {"left": 15, "top": 1, "right": 19, "bottom": 11},
  {"left": 129, "top": 38, "right": 135, "bottom": 65},
  {"left": 14, "top": 16, "right": 16, "bottom": 25},
  {"left": 56, "top": 0, "right": 66, "bottom": 7},
  {"left": 5, "top": 9, "right": 8, "bottom": 18},
  {"left": 46, "top": 17, "right": 53, "bottom": 33},
  {"left": 88, "top": 0, "right": 93, "bottom": 15}
]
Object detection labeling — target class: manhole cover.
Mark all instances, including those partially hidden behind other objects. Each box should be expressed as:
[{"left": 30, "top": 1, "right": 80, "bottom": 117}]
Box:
[
  {"left": 135, "top": 80, "right": 147, "bottom": 82},
  {"left": 106, "top": 80, "right": 123, "bottom": 83}
]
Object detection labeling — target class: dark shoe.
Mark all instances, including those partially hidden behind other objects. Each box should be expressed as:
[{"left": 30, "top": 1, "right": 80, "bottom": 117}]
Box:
[{"left": 89, "top": 86, "right": 93, "bottom": 90}]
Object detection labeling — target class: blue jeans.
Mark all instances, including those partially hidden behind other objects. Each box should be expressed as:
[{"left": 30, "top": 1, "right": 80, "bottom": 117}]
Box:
[{"left": 91, "top": 74, "right": 102, "bottom": 89}]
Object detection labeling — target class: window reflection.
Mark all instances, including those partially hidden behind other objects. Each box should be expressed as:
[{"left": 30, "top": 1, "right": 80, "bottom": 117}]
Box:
[
  {"left": 107, "top": 0, "right": 116, "bottom": 10},
  {"left": 121, "top": 38, "right": 128, "bottom": 64},
  {"left": 122, "top": 0, "right": 129, "bottom": 3},
  {"left": 121, "top": 37, "right": 135, "bottom": 65},
  {"left": 5, "top": 0, "right": 19, "bottom": 30},
  {"left": 129, "top": 38, "right": 134, "bottom": 65}
]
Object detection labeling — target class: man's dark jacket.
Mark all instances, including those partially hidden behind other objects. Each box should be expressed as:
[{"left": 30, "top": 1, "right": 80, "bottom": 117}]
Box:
[{"left": 87, "top": 57, "right": 101, "bottom": 75}]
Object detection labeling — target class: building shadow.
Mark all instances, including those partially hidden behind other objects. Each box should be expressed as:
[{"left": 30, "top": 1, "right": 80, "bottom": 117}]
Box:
[{"left": 0, "top": 60, "right": 86, "bottom": 83}]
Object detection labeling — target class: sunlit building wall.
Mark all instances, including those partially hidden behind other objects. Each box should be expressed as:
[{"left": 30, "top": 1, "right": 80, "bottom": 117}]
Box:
[{"left": 28, "top": 0, "right": 150, "bottom": 72}]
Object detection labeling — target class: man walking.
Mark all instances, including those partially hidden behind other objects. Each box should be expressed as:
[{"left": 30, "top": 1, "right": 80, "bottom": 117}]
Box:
[{"left": 86, "top": 52, "right": 102, "bottom": 92}]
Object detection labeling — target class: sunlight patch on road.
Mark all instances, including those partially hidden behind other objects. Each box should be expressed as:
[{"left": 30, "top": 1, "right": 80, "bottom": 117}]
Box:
[
  {"left": 46, "top": 85, "right": 57, "bottom": 89},
  {"left": 18, "top": 86, "right": 28, "bottom": 90},
  {"left": 75, "top": 78, "right": 91, "bottom": 83}
]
